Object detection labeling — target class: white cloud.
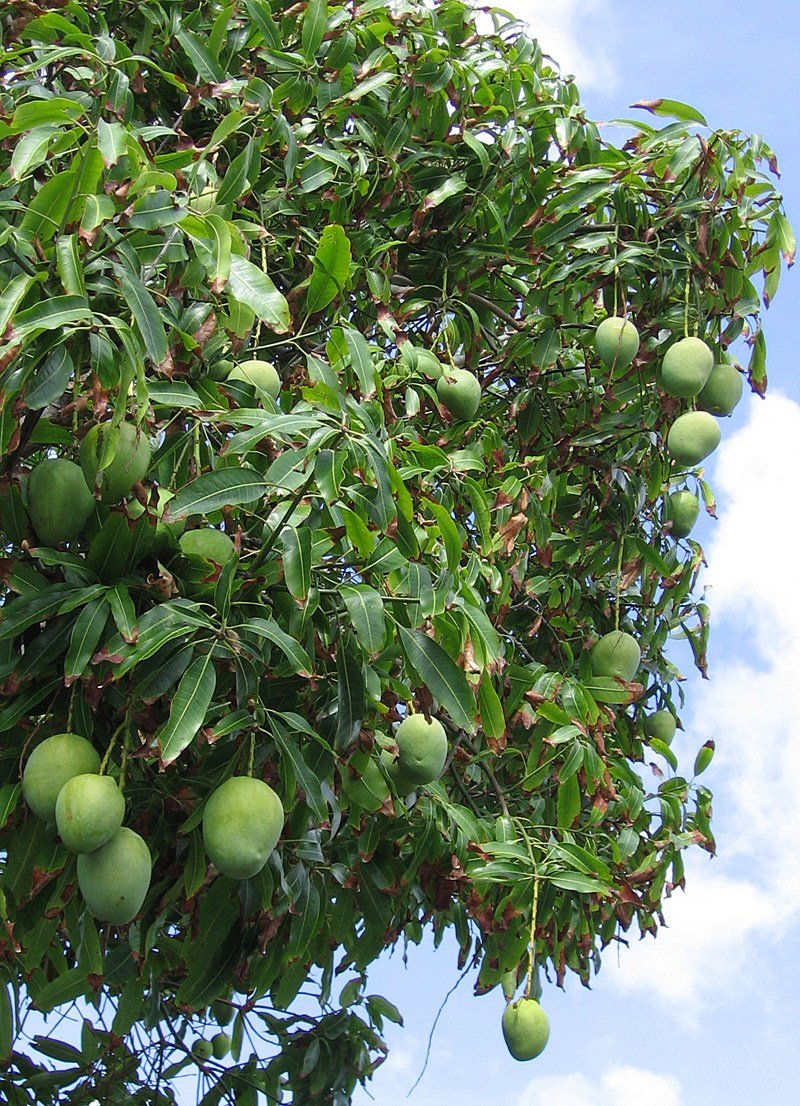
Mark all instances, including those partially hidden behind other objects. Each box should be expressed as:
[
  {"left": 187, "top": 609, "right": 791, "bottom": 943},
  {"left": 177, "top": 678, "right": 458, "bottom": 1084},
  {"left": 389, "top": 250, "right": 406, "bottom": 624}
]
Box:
[
  {"left": 499, "top": 1, "right": 619, "bottom": 92},
  {"left": 607, "top": 394, "right": 800, "bottom": 1013},
  {"left": 517, "top": 1064, "right": 682, "bottom": 1106}
]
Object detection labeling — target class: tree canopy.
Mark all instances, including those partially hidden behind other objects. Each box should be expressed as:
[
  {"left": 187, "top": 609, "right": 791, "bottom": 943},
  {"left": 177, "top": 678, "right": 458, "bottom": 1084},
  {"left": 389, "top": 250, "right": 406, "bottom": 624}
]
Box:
[{"left": 0, "top": 1, "right": 792, "bottom": 1103}]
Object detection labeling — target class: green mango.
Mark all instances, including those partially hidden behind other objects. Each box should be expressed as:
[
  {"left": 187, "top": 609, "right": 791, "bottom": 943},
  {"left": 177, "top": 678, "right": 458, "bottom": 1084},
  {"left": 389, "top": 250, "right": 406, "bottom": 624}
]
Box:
[
  {"left": 80, "top": 422, "right": 152, "bottom": 503},
  {"left": 226, "top": 359, "right": 281, "bottom": 399},
  {"left": 394, "top": 714, "right": 448, "bottom": 786},
  {"left": 212, "top": 1032, "right": 231, "bottom": 1060},
  {"left": 202, "top": 777, "right": 284, "bottom": 879},
  {"left": 437, "top": 368, "right": 481, "bottom": 420},
  {"left": 23, "top": 733, "right": 101, "bottom": 821},
  {"left": 77, "top": 827, "right": 151, "bottom": 925},
  {"left": 697, "top": 362, "right": 743, "bottom": 416},
  {"left": 643, "top": 710, "right": 677, "bottom": 745},
  {"left": 594, "top": 316, "right": 639, "bottom": 372},
  {"left": 664, "top": 490, "right": 700, "bottom": 538},
  {"left": 590, "top": 630, "right": 640, "bottom": 682},
  {"left": 28, "top": 458, "right": 94, "bottom": 546},
  {"left": 502, "top": 998, "right": 550, "bottom": 1061},
  {"left": 660, "top": 337, "right": 713, "bottom": 398},
  {"left": 667, "top": 411, "right": 721, "bottom": 467},
  {"left": 55, "top": 773, "right": 125, "bottom": 854}
]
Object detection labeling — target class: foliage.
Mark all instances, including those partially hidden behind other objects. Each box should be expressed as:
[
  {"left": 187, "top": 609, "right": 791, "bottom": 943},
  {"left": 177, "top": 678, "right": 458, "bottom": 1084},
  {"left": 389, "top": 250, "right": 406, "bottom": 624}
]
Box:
[{"left": 0, "top": 0, "right": 792, "bottom": 1101}]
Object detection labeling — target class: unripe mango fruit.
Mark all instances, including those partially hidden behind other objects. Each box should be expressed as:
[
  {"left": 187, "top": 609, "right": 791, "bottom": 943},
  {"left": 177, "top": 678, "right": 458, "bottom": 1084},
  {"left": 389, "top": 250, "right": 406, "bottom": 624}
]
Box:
[
  {"left": 202, "top": 776, "right": 284, "bottom": 880},
  {"left": 664, "top": 490, "right": 700, "bottom": 539},
  {"left": 226, "top": 359, "right": 281, "bottom": 399},
  {"left": 341, "top": 757, "right": 390, "bottom": 812},
  {"left": 55, "top": 773, "right": 125, "bottom": 854},
  {"left": 28, "top": 458, "right": 94, "bottom": 546},
  {"left": 697, "top": 363, "right": 743, "bottom": 416},
  {"left": 643, "top": 710, "right": 677, "bottom": 745},
  {"left": 590, "top": 631, "right": 641, "bottom": 682},
  {"left": 437, "top": 369, "right": 481, "bottom": 421},
  {"left": 179, "top": 528, "right": 235, "bottom": 564},
  {"left": 192, "top": 1039, "right": 213, "bottom": 1061},
  {"left": 502, "top": 998, "right": 550, "bottom": 1061},
  {"left": 667, "top": 411, "right": 721, "bottom": 467},
  {"left": 660, "top": 337, "right": 713, "bottom": 398},
  {"left": 23, "top": 733, "right": 101, "bottom": 821},
  {"left": 594, "top": 317, "right": 639, "bottom": 371},
  {"left": 80, "top": 422, "right": 152, "bottom": 503},
  {"left": 212, "top": 1032, "right": 231, "bottom": 1060},
  {"left": 77, "top": 827, "right": 151, "bottom": 925},
  {"left": 394, "top": 715, "right": 448, "bottom": 786}
]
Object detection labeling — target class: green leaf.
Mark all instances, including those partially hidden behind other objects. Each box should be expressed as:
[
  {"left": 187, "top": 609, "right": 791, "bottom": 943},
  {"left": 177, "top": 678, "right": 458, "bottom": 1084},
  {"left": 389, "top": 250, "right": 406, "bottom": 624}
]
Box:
[
  {"left": 302, "top": 0, "right": 328, "bottom": 57},
  {"left": 20, "top": 169, "right": 77, "bottom": 243},
  {"left": 97, "top": 118, "right": 126, "bottom": 168},
  {"left": 111, "top": 975, "right": 144, "bottom": 1039},
  {"left": 0, "top": 783, "right": 21, "bottom": 829},
  {"left": 0, "top": 273, "right": 35, "bottom": 335},
  {"left": 0, "top": 982, "right": 13, "bottom": 1062},
  {"left": 271, "top": 727, "right": 327, "bottom": 822},
  {"left": 25, "top": 347, "right": 73, "bottom": 409},
  {"left": 397, "top": 626, "right": 475, "bottom": 732},
  {"left": 216, "top": 138, "right": 258, "bottom": 206},
  {"left": 281, "top": 526, "right": 312, "bottom": 601},
  {"left": 342, "top": 326, "right": 376, "bottom": 398},
  {"left": 64, "top": 597, "right": 108, "bottom": 684},
  {"left": 34, "top": 967, "right": 90, "bottom": 1015},
  {"left": 425, "top": 499, "right": 461, "bottom": 572},
  {"left": 632, "top": 98, "right": 708, "bottom": 126},
  {"left": 168, "top": 467, "right": 265, "bottom": 518},
  {"left": 86, "top": 513, "right": 133, "bottom": 582},
  {"left": 228, "top": 255, "right": 291, "bottom": 334},
  {"left": 557, "top": 772, "right": 580, "bottom": 829},
  {"left": 243, "top": 0, "right": 280, "bottom": 47},
  {"left": 306, "top": 225, "right": 351, "bottom": 314},
  {"left": 10, "top": 124, "right": 59, "bottom": 180},
  {"left": 245, "top": 618, "right": 313, "bottom": 676},
  {"left": 176, "top": 27, "right": 226, "bottom": 83},
  {"left": 159, "top": 651, "right": 217, "bottom": 766},
  {"left": 288, "top": 880, "right": 321, "bottom": 959},
  {"left": 55, "top": 235, "right": 86, "bottom": 297},
  {"left": 478, "top": 675, "right": 505, "bottom": 741},
  {"left": 106, "top": 587, "right": 137, "bottom": 643},
  {"left": 116, "top": 267, "right": 169, "bottom": 365},
  {"left": 335, "top": 638, "right": 365, "bottom": 750},
  {"left": 548, "top": 871, "right": 610, "bottom": 894},
  {"left": 6, "top": 97, "right": 84, "bottom": 135},
  {"left": 11, "top": 296, "right": 92, "bottom": 340},
  {"left": 340, "top": 585, "right": 386, "bottom": 656}
]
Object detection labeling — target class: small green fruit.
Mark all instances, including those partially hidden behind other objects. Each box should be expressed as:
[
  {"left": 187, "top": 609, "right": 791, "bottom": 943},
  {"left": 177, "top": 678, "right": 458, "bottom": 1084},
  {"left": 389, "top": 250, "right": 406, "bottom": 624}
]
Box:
[
  {"left": 192, "top": 1039, "right": 214, "bottom": 1061},
  {"left": 202, "top": 776, "right": 284, "bottom": 880},
  {"left": 179, "top": 528, "right": 235, "bottom": 564},
  {"left": 226, "top": 359, "right": 281, "bottom": 399},
  {"left": 643, "top": 710, "right": 677, "bottom": 745},
  {"left": 664, "top": 490, "right": 700, "bottom": 539},
  {"left": 193, "top": 185, "right": 218, "bottom": 214},
  {"left": 660, "top": 337, "right": 714, "bottom": 398},
  {"left": 341, "top": 757, "right": 390, "bottom": 812},
  {"left": 414, "top": 348, "right": 445, "bottom": 380},
  {"left": 80, "top": 422, "right": 152, "bottom": 503},
  {"left": 590, "top": 631, "right": 641, "bottom": 682},
  {"left": 211, "top": 1032, "right": 231, "bottom": 1060},
  {"left": 697, "top": 363, "right": 743, "bottom": 416},
  {"left": 77, "top": 827, "right": 151, "bottom": 925},
  {"left": 55, "top": 773, "right": 125, "bottom": 854},
  {"left": 594, "top": 317, "right": 639, "bottom": 371},
  {"left": 206, "top": 358, "right": 234, "bottom": 382},
  {"left": 437, "top": 369, "right": 481, "bottom": 421},
  {"left": 502, "top": 998, "right": 550, "bottom": 1061},
  {"left": 23, "top": 733, "right": 101, "bottom": 822},
  {"left": 28, "top": 458, "right": 94, "bottom": 546},
  {"left": 667, "top": 411, "right": 721, "bottom": 467},
  {"left": 394, "top": 715, "right": 448, "bottom": 786}
]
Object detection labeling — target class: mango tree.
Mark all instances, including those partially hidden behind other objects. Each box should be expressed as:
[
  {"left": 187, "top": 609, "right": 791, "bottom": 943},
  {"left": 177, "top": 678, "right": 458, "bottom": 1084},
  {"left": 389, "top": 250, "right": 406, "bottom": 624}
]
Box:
[{"left": 0, "top": 0, "right": 792, "bottom": 1102}]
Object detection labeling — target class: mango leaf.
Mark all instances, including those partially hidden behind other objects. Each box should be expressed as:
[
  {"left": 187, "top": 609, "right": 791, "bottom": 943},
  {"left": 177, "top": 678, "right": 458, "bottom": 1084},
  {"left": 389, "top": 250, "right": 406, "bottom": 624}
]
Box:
[
  {"left": 116, "top": 267, "right": 169, "bottom": 364},
  {"left": 11, "top": 296, "right": 92, "bottom": 340},
  {"left": 281, "top": 526, "right": 312, "bottom": 601},
  {"left": 0, "top": 982, "right": 12, "bottom": 1062},
  {"left": 64, "top": 597, "right": 108, "bottom": 685},
  {"left": 228, "top": 255, "right": 291, "bottom": 333},
  {"left": 398, "top": 626, "right": 475, "bottom": 732},
  {"left": 245, "top": 618, "right": 313, "bottom": 676},
  {"left": 632, "top": 98, "right": 708, "bottom": 126},
  {"left": 25, "top": 347, "right": 73, "bottom": 409},
  {"left": 159, "top": 651, "right": 217, "bottom": 765},
  {"left": 306, "top": 225, "right": 351, "bottom": 314},
  {"left": 335, "top": 637, "right": 365, "bottom": 750},
  {"left": 33, "top": 968, "right": 90, "bottom": 1015},
  {"left": 340, "top": 585, "right": 385, "bottom": 656},
  {"left": 176, "top": 27, "right": 225, "bottom": 82},
  {"left": 342, "top": 326, "right": 376, "bottom": 397},
  {"left": 168, "top": 467, "right": 265, "bottom": 518},
  {"left": 302, "top": 0, "right": 328, "bottom": 58},
  {"left": 97, "top": 118, "right": 126, "bottom": 168},
  {"left": 271, "top": 728, "right": 327, "bottom": 822},
  {"left": 478, "top": 675, "right": 505, "bottom": 740}
]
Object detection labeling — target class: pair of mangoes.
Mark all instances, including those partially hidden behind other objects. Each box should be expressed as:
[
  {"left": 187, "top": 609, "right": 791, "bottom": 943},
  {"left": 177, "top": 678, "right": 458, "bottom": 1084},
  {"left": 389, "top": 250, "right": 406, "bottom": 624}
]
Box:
[
  {"left": 27, "top": 421, "right": 152, "bottom": 546},
  {"left": 22, "top": 733, "right": 151, "bottom": 925}
]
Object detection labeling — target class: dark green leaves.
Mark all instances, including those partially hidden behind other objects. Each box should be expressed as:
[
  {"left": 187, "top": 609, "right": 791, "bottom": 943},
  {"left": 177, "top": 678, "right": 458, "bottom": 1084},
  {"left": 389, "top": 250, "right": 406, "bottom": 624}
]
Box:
[
  {"left": 169, "top": 468, "right": 265, "bottom": 518},
  {"left": 306, "top": 225, "right": 351, "bottom": 314},
  {"left": 116, "top": 267, "right": 168, "bottom": 364},
  {"left": 228, "top": 256, "right": 291, "bottom": 333},
  {"left": 398, "top": 627, "right": 475, "bottom": 732},
  {"left": 335, "top": 638, "right": 365, "bottom": 750},
  {"left": 159, "top": 652, "right": 217, "bottom": 765}
]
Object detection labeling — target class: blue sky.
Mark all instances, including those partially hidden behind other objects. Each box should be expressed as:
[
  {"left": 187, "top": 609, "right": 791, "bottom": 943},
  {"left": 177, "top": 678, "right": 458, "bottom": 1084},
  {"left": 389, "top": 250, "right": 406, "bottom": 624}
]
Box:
[{"left": 352, "top": 4, "right": 800, "bottom": 1105}]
